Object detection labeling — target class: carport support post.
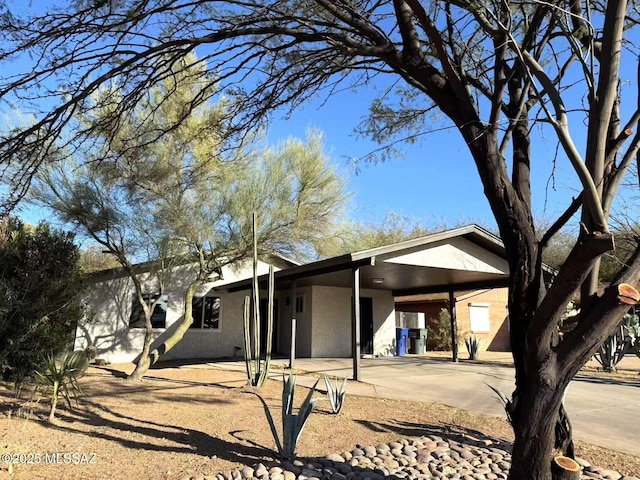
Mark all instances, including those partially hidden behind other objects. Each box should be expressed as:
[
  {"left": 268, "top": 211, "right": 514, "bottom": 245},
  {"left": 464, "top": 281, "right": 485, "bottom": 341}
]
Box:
[
  {"left": 289, "top": 280, "right": 297, "bottom": 370},
  {"left": 351, "top": 267, "right": 361, "bottom": 381},
  {"left": 449, "top": 290, "right": 458, "bottom": 362}
]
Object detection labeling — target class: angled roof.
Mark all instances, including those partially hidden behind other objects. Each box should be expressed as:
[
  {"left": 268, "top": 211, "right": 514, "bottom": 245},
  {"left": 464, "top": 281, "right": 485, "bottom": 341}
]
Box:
[
  {"left": 222, "top": 225, "right": 514, "bottom": 295},
  {"left": 85, "top": 252, "right": 299, "bottom": 284}
]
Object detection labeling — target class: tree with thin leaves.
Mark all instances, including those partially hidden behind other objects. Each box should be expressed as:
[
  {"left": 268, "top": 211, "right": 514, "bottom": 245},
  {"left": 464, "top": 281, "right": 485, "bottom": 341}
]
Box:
[{"left": 29, "top": 54, "right": 347, "bottom": 380}]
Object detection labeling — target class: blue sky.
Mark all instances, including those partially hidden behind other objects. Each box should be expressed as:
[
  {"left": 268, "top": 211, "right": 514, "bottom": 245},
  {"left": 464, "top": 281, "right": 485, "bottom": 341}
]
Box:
[
  {"left": 264, "top": 85, "right": 581, "bottom": 232},
  {"left": 18, "top": 79, "right": 587, "bottom": 232},
  {"left": 13, "top": 4, "right": 639, "bottom": 235}
]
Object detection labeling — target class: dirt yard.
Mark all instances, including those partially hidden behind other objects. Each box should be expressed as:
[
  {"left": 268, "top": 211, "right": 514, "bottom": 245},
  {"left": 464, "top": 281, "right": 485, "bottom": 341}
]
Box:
[{"left": 1, "top": 361, "right": 639, "bottom": 480}]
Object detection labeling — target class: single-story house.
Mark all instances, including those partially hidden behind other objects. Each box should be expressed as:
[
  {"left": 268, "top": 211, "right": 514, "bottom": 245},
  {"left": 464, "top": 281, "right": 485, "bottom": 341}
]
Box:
[{"left": 75, "top": 225, "right": 513, "bottom": 379}]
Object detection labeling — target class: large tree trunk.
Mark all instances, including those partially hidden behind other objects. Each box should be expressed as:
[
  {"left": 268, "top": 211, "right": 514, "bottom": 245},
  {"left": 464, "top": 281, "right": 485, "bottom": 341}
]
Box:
[
  {"left": 128, "top": 313, "right": 154, "bottom": 381},
  {"left": 509, "top": 363, "right": 566, "bottom": 480}
]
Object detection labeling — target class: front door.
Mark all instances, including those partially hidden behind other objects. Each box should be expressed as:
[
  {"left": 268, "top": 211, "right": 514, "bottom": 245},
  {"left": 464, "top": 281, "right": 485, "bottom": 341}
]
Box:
[
  {"left": 360, "top": 297, "right": 373, "bottom": 355},
  {"left": 259, "top": 298, "right": 278, "bottom": 355}
]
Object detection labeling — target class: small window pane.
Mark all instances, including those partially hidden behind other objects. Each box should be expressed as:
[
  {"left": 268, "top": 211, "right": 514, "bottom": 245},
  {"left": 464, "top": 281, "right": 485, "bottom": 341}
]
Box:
[
  {"left": 190, "top": 296, "right": 221, "bottom": 330},
  {"left": 203, "top": 297, "right": 221, "bottom": 329},
  {"left": 130, "top": 293, "right": 167, "bottom": 329},
  {"left": 295, "top": 295, "right": 304, "bottom": 314},
  {"left": 190, "top": 297, "right": 204, "bottom": 328}
]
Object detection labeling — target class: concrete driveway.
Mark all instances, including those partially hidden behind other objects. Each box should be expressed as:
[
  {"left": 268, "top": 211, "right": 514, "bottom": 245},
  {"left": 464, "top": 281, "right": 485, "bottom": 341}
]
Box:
[{"left": 248, "top": 356, "right": 640, "bottom": 455}]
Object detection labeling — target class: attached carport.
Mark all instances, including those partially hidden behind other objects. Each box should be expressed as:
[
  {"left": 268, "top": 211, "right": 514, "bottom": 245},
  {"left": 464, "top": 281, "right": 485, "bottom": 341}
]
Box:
[{"left": 222, "top": 225, "right": 511, "bottom": 381}]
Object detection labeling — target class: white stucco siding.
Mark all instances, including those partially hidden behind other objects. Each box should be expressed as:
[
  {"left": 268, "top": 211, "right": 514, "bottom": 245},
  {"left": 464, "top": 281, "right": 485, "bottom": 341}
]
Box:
[
  {"left": 75, "top": 260, "right": 275, "bottom": 363},
  {"left": 384, "top": 237, "right": 508, "bottom": 274},
  {"left": 161, "top": 290, "right": 248, "bottom": 360},
  {"left": 309, "top": 286, "right": 396, "bottom": 358},
  {"left": 371, "top": 290, "right": 397, "bottom": 357}
]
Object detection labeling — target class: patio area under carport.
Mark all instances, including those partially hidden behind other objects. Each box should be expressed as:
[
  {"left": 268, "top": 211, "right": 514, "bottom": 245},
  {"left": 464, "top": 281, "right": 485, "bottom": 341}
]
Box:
[{"left": 221, "top": 225, "right": 512, "bottom": 381}]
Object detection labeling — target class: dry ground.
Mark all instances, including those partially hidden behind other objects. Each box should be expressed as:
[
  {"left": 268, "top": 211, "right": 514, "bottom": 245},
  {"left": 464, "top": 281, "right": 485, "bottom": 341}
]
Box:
[{"left": 1, "top": 360, "right": 639, "bottom": 480}]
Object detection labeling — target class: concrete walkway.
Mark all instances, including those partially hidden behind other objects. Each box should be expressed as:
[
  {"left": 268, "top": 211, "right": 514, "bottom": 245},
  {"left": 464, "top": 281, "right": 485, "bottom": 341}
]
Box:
[{"left": 213, "top": 356, "right": 640, "bottom": 456}]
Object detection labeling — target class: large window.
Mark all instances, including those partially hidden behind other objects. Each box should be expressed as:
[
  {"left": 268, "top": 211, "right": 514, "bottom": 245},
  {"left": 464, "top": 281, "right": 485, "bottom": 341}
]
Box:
[
  {"left": 190, "top": 296, "right": 221, "bottom": 330},
  {"left": 129, "top": 293, "right": 168, "bottom": 329}
]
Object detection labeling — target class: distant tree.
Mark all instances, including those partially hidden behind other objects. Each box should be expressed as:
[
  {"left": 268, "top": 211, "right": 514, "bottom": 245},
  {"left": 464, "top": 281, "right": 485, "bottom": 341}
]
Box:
[
  {"left": 317, "top": 213, "right": 446, "bottom": 257},
  {"left": 78, "top": 246, "right": 123, "bottom": 274},
  {"left": 0, "top": 218, "right": 84, "bottom": 386}
]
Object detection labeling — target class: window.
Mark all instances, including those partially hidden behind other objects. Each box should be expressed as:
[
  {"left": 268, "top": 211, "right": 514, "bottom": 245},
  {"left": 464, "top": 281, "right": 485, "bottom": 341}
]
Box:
[
  {"left": 469, "top": 303, "right": 490, "bottom": 332},
  {"left": 129, "top": 293, "right": 168, "bottom": 329},
  {"left": 190, "top": 296, "right": 221, "bottom": 330},
  {"left": 295, "top": 295, "right": 304, "bottom": 314}
]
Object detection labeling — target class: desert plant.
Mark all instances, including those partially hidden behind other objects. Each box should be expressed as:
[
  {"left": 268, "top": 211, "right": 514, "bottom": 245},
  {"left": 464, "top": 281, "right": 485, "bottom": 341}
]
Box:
[
  {"left": 323, "top": 374, "right": 347, "bottom": 415},
  {"left": 594, "top": 325, "right": 628, "bottom": 372},
  {"left": 32, "top": 350, "right": 89, "bottom": 422},
  {"left": 486, "top": 384, "right": 514, "bottom": 426},
  {"left": 465, "top": 336, "right": 481, "bottom": 360},
  {"left": 0, "top": 218, "right": 85, "bottom": 387},
  {"left": 256, "top": 374, "right": 319, "bottom": 459},
  {"left": 623, "top": 313, "right": 640, "bottom": 360},
  {"left": 243, "top": 213, "right": 275, "bottom": 388},
  {"left": 85, "top": 345, "right": 98, "bottom": 362},
  {"left": 428, "top": 308, "right": 452, "bottom": 350}
]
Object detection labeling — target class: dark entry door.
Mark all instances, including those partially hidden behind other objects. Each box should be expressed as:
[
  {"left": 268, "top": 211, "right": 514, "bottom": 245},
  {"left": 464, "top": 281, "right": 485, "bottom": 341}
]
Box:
[
  {"left": 259, "top": 299, "right": 278, "bottom": 355},
  {"left": 360, "top": 297, "right": 373, "bottom": 355}
]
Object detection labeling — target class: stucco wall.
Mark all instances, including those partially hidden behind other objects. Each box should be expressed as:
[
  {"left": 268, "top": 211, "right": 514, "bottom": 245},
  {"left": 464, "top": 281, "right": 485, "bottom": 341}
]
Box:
[
  {"left": 75, "top": 260, "right": 274, "bottom": 363},
  {"left": 310, "top": 286, "right": 395, "bottom": 358},
  {"left": 276, "top": 286, "right": 312, "bottom": 358}
]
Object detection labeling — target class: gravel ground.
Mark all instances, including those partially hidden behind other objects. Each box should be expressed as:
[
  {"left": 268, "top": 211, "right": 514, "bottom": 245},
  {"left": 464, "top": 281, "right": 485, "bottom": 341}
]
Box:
[
  {"left": 182, "top": 436, "right": 638, "bottom": 480},
  {"left": 0, "top": 363, "right": 638, "bottom": 480}
]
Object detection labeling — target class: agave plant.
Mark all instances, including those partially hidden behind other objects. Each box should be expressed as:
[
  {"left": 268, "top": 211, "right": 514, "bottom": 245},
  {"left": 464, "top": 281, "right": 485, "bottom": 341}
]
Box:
[
  {"left": 256, "top": 374, "right": 319, "bottom": 459},
  {"left": 33, "top": 351, "right": 89, "bottom": 422},
  {"left": 323, "top": 374, "right": 347, "bottom": 415},
  {"left": 486, "top": 384, "right": 514, "bottom": 426},
  {"left": 594, "top": 325, "right": 628, "bottom": 372},
  {"left": 623, "top": 313, "right": 640, "bottom": 360},
  {"left": 465, "top": 336, "right": 481, "bottom": 360}
]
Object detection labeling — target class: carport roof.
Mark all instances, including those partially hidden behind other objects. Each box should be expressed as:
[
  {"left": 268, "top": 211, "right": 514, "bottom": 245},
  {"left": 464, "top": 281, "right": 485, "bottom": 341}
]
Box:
[{"left": 220, "top": 224, "right": 513, "bottom": 295}]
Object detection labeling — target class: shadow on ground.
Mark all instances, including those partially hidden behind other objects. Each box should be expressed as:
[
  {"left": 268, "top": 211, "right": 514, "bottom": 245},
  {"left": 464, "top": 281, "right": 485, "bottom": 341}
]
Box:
[{"left": 44, "top": 399, "right": 279, "bottom": 467}]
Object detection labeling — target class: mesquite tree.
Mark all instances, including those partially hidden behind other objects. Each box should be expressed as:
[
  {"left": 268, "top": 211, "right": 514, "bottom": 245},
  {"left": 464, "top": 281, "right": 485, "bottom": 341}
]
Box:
[{"left": 1, "top": 1, "right": 640, "bottom": 478}]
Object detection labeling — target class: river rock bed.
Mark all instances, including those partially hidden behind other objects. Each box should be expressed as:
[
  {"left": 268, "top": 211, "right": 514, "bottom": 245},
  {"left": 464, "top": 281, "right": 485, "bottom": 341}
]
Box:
[{"left": 183, "top": 436, "right": 637, "bottom": 480}]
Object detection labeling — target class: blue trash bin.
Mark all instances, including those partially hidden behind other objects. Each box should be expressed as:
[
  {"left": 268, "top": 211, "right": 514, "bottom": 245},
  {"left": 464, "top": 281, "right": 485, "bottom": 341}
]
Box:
[{"left": 396, "top": 327, "right": 409, "bottom": 356}]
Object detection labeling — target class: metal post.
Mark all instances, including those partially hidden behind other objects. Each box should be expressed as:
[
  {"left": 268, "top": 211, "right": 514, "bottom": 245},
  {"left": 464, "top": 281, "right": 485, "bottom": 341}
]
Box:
[
  {"left": 289, "top": 280, "right": 297, "bottom": 370},
  {"left": 449, "top": 290, "right": 458, "bottom": 362},
  {"left": 352, "top": 267, "right": 361, "bottom": 381}
]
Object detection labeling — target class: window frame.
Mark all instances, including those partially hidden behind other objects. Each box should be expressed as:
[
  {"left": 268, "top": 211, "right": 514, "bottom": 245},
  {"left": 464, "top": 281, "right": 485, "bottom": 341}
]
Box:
[
  {"left": 468, "top": 302, "right": 491, "bottom": 333},
  {"left": 190, "top": 295, "right": 222, "bottom": 331},
  {"left": 295, "top": 294, "right": 304, "bottom": 314},
  {"left": 129, "top": 293, "right": 168, "bottom": 329}
]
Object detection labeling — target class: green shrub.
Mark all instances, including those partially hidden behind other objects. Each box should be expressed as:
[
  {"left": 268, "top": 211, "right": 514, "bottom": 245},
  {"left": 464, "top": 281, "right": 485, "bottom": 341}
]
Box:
[
  {"left": 0, "top": 218, "right": 85, "bottom": 387},
  {"left": 428, "top": 308, "right": 467, "bottom": 351},
  {"left": 428, "top": 308, "right": 452, "bottom": 350}
]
